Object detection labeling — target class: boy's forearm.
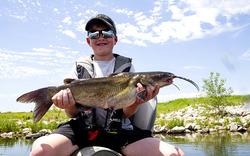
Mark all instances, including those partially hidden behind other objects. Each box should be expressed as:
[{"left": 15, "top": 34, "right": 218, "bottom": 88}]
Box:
[
  {"left": 65, "top": 107, "right": 79, "bottom": 118},
  {"left": 123, "top": 101, "right": 141, "bottom": 119}
]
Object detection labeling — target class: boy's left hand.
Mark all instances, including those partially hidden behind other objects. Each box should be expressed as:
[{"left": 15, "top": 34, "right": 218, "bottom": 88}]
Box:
[{"left": 135, "top": 83, "right": 159, "bottom": 105}]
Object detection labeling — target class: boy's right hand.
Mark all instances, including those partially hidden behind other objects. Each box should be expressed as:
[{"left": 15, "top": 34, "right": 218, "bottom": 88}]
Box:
[{"left": 52, "top": 88, "right": 76, "bottom": 110}]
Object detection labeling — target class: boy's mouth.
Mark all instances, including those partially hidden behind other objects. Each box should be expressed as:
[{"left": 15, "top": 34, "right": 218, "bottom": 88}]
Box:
[{"left": 97, "top": 43, "right": 107, "bottom": 46}]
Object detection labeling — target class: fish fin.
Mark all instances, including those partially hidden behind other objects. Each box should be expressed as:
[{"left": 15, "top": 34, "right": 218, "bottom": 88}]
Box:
[
  {"left": 16, "top": 87, "right": 58, "bottom": 123},
  {"left": 108, "top": 72, "right": 129, "bottom": 77},
  {"left": 64, "top": 78, "right": 77, "bottom": 84},
  {"left": 105, "top": 107, "right": 116, "bottom": 130},
  {"left": 136, "top": 89, "right": 147, "bottom": 101},
  {"left": 75, "top": 103, "right": 94, "bottom": 112},
  {"left": 140, "top": 77, "right": 156, "bottom": 90}
]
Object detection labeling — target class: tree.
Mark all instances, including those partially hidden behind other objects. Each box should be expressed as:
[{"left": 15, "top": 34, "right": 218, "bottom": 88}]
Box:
[{"left": 202, "top": 72, "right": 233, "bottom": 116}]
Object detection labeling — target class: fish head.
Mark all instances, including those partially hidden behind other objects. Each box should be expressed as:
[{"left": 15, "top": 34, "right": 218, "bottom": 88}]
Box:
[
  {"left": 144, "top": 72, "right": 199, "bottom": 91},
  {"left": 144, "top": 72, "right": 175, "bottom": 88}
]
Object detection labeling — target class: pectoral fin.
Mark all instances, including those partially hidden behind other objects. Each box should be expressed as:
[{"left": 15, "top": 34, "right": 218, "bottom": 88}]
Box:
[
  {"left": 136, "top": 89, "right": 147, "bottom": 101},
  {"left": 140, "top": 77, "right": 156, "bottom": 90}
]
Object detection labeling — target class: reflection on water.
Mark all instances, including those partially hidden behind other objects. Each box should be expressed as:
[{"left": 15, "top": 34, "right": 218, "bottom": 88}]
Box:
[
  {"left": 154, "top": 131, "right": 250, "bottom": 156},
  {"left": 0, "top": 137, "right": 34, "bottom": 156},
  {"left": 1, "top": 132, "right": 249, "bottom": 156}
]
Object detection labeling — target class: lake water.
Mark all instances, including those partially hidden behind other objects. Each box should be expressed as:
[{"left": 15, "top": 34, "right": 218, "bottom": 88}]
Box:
[
  {"left": 156, "top": 131, "right": 250, "bottom": 156},
  {"left": 0, "top": 131, "right": 249, "bottom": 156}
]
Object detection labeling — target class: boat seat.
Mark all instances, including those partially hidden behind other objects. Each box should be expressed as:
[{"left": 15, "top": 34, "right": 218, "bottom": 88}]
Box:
[{"left": 129, "top": 97, "right": 157, "bottom": 132}]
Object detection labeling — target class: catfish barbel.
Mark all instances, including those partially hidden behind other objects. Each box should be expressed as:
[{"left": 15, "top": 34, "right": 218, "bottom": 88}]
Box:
[{"left": 16, "top": 72, "right": 199, "bottom": 122}]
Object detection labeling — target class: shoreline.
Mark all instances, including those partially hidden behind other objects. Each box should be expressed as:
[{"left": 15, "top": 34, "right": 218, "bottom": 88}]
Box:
[
  {"left": 154, "top": 104, "right": 250, "bottom": 133},
  {"left": 1, "top": 104, "right": 249, "bottom": 139}
]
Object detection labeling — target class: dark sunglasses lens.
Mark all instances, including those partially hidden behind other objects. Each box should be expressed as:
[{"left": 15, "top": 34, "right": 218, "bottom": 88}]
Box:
[
  {"left": 88, "top": 31, "right": 99, "bottom": 39},
  {"left": 102, "top": 30, "right": 115, "bottom": 38},
  {"left": 88, "top": 30, "right": 114, "bottom": 39}
]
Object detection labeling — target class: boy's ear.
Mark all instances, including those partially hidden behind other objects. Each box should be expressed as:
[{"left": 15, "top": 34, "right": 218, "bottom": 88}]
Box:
[
  {"left": 114, "top": 36, "right": 118, "bottom": 45},
  {"left": 86, "top": 37, "right": 91, "bottom": 46}
]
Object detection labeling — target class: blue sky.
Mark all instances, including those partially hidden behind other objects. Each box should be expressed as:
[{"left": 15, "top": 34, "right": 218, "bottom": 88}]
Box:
[{"left": 0, "top": 0, "right": 250, "bottom": 112}]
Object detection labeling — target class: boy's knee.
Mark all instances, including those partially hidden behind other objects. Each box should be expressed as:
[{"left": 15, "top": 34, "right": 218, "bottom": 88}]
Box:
[{"left": 30, "top": 137, "right": 55, "bottom": 156}]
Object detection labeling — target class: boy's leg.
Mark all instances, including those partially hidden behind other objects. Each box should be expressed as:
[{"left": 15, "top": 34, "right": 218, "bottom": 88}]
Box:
[
  {"left": 30, "top": 134, "right": 79, "bottom": 156},
  {"left": 121, "top": 137, "right": 185, "bottom": 156}
]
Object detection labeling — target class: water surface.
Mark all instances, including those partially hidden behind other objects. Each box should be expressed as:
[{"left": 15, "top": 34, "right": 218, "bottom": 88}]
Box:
[{"left": 1, "top": 131, "right": 249, "bottom": 156}]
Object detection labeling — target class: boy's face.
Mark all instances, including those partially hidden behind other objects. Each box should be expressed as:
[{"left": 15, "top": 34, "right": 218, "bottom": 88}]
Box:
[{"left": 86, "top": 24, "right": 118, "bottom": 59}]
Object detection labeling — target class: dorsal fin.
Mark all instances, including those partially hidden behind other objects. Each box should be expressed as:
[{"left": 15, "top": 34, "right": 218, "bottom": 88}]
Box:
[
  {"left": 108, "top": 72, "right": 129, "bottom": 77},
  {"left": 64, "top": 78, "right": 77, "bottom": 85}
]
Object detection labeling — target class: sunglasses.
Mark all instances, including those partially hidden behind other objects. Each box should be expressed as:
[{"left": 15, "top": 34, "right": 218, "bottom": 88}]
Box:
[{"left": 87, "top": 30, "right": 115, "bottom": 39}]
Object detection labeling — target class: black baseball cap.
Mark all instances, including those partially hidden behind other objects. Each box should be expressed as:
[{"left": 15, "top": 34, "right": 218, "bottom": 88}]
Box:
[{"left": 85, "top": 14, "right": 117, "bottom": 35}]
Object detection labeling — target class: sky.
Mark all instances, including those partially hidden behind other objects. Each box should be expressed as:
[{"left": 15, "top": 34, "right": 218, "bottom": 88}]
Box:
[{"left": 0, "top": 0, "right": 250, "bottom": 112}]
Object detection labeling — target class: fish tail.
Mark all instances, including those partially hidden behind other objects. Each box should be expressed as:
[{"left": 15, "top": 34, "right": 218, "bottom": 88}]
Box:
[{"left": 16, "top": 87, "right": 59, "bottom": 123}]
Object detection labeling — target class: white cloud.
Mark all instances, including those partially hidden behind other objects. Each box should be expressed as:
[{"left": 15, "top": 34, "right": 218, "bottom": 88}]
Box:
[
  {"left": 62, "top": 30, "right": 76, "bottom": 39},
  {"left": 240, "top": 48, "right": 250, "bottom": 61},
  {"left": 9, "top": 15, "right": 27, "bottom": 22},
  {"left": 116, "top": 0, "right": 250, "bottom": 46},
  {"left": 55, "top": 52, "right": 65, "bottom": 58},
  {"left": 0, "top": 46, "right": 78, "bottom": 79},
  {"left": 117, "top": 23, "right": 154, "bottom": 42},
  {"left": 0, "top": 50, "right": 25, "bottom": 61},
  {"left": 62, "top": 16, "right": 72, "bottom": 24},
  {"left": 137, "top": 18, "right": 156, "bottom": 32},
  {"left": 120, "top": 39, "right": 133, "bottom": 44},
  {"left": 150, "top": 1, "right": 163, "bottom": 17},
  {"left": 53, "top": 8, "right": 60, "bottom": 14},
  {"left": 75, "top": 19, "right": 86, "bottom": 33},
  {"left": 117, "top": 23, "right": 140, "bottom": 39},
  {"left": 115, "top": 8, "right": 133, "bottom": 16},
  {"left": 134, "top": 40, "right": 147, "bottom": 47},
  {"left": 0, "top": 63, "right": 51, "bottom": 79},
  {"left": 134, "top": 12, "right": 146, "bottom": 21},
  {"left": 32, "top": 48, "right": 53, "bottom": 53}
]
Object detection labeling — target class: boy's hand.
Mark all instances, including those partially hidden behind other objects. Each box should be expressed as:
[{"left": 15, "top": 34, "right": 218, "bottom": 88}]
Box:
[
  {"left": 135, "top": 83, "right": 159, "bottom": 105},
  {"left": 52, "top": 88, "right": 76, "bottom": 109}
]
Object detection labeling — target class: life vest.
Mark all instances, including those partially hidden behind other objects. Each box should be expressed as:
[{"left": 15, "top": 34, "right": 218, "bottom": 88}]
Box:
[{"left": 75, "top": 54, "right": 132, "bottom": 131}]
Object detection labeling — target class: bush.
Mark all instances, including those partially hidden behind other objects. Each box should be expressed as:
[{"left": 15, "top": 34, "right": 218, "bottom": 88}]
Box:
[
  {"left": 0, "top": 120, "right": 20, "bottom": 133},
  {"left": 156, "top": 118, "right": 184, "bottom": 129},
  {"left": 202, "top": 72, "right": 234, "bottom": 116}
]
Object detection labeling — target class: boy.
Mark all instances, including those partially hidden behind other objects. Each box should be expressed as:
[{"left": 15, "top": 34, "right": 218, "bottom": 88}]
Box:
[{"left": 30, "top": 14, "right": 185, "bottom": 156}]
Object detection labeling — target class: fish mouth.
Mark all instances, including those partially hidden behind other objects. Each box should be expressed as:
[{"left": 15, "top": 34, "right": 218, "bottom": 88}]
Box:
[{"left": 163, "top": 77, "right": 174, "bottom": 85}]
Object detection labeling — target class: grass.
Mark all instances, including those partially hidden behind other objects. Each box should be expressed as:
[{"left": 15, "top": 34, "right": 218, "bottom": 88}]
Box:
[
  {"left": 155, "top": 118, "right": 184, "bottom": 129},
  {"left": 0, "top": 120, "right": 20, "bottom": 133},
  {"left": 0, "top": 106, "right": 69, "bottom": 133},
  {"left": 157, "top": 95, "right": 249, "bottom": 117},
  {"left": 157, "top": 97, "right": 203, "bottom": 117}
]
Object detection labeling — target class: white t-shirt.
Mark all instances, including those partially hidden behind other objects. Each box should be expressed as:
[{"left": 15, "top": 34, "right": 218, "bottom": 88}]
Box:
[{"left": 93, "top": 57, "right": 116, "bottom": 78}]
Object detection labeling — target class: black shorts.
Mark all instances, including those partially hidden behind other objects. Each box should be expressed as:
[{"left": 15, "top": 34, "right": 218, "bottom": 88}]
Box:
[{"left": 52, "top": 119, "right": 152, "bottom": 153}]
